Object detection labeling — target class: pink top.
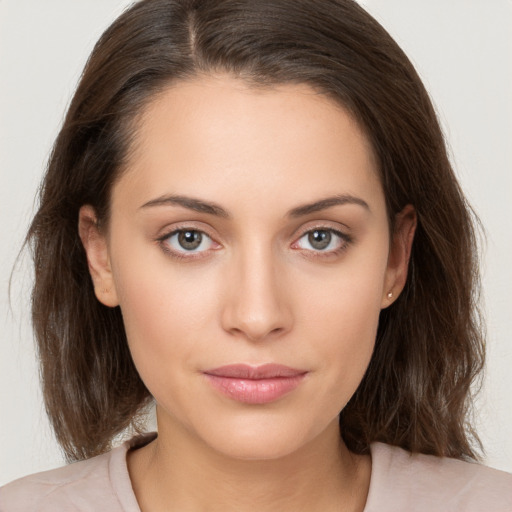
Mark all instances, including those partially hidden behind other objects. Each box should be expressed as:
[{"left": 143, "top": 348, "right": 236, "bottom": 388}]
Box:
[{"left": 1, "top": 433, "right": 511, "bottom": 511}]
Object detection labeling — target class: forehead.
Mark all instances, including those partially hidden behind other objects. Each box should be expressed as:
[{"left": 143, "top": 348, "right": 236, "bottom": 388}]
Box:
[{"left": 113, "top": 74, "right": 384, "bottom": 217}]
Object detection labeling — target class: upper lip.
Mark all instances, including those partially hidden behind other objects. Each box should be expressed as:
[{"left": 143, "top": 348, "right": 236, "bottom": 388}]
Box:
[{"left": 204, "top": 364, "right": 307, "bottom": 379}]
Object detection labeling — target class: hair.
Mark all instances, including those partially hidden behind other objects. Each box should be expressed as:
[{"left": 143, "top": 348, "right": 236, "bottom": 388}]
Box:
[{"left": 26, "top": 0, "right": 484, "bottom": 462}]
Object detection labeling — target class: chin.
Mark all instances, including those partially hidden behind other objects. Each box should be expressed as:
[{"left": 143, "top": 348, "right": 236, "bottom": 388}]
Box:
[
  {"left": 195, "top": 412, "right": 332, "bottom": 462},
  {"left": 210, "top": 433, "right": 307, "bottom": 461}
]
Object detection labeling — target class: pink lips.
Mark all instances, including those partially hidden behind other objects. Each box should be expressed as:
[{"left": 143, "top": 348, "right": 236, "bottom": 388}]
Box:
[{"left": 203, "top": 364, "right": 307, "bottom": 404}]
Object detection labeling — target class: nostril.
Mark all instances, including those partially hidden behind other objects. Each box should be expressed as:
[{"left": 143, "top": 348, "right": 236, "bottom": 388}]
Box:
[{"left": 224, "top": 313, "right": 291, "bottom": 342}]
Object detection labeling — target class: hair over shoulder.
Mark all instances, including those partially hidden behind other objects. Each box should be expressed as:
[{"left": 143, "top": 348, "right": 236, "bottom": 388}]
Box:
[{"left": 27, "top": 0, "right": 484, "bottom": 462}]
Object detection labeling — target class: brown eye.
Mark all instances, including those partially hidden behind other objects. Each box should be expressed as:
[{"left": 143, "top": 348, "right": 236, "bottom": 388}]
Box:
[{"left": 177, "top": 230, "right": 203, "bottom": 250}]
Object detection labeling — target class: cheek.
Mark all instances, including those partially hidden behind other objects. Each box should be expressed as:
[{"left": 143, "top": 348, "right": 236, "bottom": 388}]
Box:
[
  {"left": 112, "top": 265, "right": 224, "bottom": 428},
  {"left": 293, "top": 249, "right": 388, "bottom": 397},
  {"left": 296, "top": 245, "right": 387, "bottom": 336},
  {"left": 301, "top": 284, "right": 380, "bottom": 375},
  {"left": 109, "top": 241, "right": 222, "bottom": 384},
  {"left": 307, "top": 303, "right": 378, "bottom": 419}
]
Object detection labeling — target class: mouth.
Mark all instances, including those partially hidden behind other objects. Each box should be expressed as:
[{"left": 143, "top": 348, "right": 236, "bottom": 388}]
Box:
[{"left": 203, "top": 364, "right": 308, "bottom": 404}]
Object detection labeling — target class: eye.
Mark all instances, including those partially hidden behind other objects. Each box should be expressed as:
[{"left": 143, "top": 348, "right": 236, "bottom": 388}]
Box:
[
  {"left": 162, "top": 229, "right": 216, "bottom": 255},
  {"left": 293, "top": 228, "right": 349, "bottom": 253}
]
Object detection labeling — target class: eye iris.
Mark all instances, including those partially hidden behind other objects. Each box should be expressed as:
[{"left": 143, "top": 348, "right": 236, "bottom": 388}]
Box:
[
  {"left": 178, "top": 230, "right": 202, "bottom": 250},
  {"left": 308, "top": 230, "right": 331, "bottom": 250}
]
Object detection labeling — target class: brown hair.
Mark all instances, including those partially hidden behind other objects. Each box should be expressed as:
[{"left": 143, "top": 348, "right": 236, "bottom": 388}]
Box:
[{"left": 27, "top": 0, "right": 484, "bottom": 462}]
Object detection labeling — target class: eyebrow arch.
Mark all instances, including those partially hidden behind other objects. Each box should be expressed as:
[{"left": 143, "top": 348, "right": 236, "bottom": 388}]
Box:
[
  {"left": 140, "top": 195, "right": 230, "bottom": 217},
  {"left": 287, "top": 194, "right": 370, "bottom": 217},
  {"left": 140, "top": 193, "right": 370, "bottom": 218}
]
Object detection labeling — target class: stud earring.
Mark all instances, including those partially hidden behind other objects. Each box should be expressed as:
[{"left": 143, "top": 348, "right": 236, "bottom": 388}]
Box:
[{"left": 387, "top": 291, "right": 393, "bottom": 299}]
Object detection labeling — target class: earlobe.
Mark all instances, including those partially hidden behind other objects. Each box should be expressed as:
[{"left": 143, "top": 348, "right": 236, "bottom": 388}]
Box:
[
  {"left": 78, "top": 205, "right": 119, "bottom": 308},
  {"left": 381, "top": 204, "right": 417, "bottom": 308}
]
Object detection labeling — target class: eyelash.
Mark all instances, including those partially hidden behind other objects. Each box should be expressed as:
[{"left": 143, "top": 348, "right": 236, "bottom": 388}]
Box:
[
  {"left": 157, "top": 227, "right": 219, "bottom": 261},
  {"left": 291, "top": 227, "right": 352, "bottom": 259},
  {"left": 156, "top": 225, "right": 352, "bottom": 261}
]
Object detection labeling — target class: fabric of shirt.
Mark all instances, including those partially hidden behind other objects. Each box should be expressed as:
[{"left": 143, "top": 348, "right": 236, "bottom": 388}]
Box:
[{"left": 1, "top": 432, "right": 511, "bottom": 511}]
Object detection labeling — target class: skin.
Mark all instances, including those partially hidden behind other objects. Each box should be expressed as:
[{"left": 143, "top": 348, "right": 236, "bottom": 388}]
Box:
[{"left": 79, "top": 74, "right": 416, "bottom": 512}]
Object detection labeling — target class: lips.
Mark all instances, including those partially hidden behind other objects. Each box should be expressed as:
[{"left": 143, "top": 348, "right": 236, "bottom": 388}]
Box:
[{"left": 203, "top": 364, "right": 307, "bottom": 404}]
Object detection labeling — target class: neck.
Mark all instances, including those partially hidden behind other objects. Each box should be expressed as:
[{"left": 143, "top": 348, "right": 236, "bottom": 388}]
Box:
[{"left": 128, "top": 415, "right": 371, "bottom": 512}]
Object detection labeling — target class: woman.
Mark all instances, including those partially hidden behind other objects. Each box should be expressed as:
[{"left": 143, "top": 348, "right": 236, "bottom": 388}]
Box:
[{"left": 1, "top": 0, "right": 511, "bottom": 510}]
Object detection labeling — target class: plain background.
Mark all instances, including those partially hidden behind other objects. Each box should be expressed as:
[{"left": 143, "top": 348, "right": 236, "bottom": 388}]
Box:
[{"left": 1, "top": 0, "right": 511, "bottom": 485}]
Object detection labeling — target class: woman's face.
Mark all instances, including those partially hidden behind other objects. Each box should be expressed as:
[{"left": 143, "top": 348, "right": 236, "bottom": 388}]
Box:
[{"left": 81, "top": 75, "right": 414, "bottom": 460}]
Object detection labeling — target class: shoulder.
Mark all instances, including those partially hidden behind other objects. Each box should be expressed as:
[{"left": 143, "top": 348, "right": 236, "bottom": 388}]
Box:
[
  {"left": 0, "top": 452, "right": 113, "bottom": 512},
  {"left": 0, "top": 433, "right": 155, "bottom": 512},
  {"left": 365, "top": 442, "right": 512, "bottom": 512}
]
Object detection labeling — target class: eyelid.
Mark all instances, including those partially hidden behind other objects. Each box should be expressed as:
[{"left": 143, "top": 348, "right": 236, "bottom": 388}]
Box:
[
  {"left": 156, "top": 220, "right": 216, "bottom": 239},
  {"left": 291, "top": 224, "right": 352, "bottom": 255},
  {"left": 155, "top": 221, "right": 352, "bottom": 261},
  {"left": 292, "top": 220, "right": 351, "bottom": 240},
  {"left": 156, "top": 224, "right": 221, "bottom": 260}
]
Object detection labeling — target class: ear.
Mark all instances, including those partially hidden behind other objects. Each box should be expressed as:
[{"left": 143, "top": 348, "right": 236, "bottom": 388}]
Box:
[
  {"left": 381, "top": 204, "right": 417, "bottom": 308},
  {"left": 78, "top": 205, "right": 119, "bottom": 307}
]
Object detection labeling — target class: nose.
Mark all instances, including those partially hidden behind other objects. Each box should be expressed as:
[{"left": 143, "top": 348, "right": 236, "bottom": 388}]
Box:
[{"left": 220, "top": 242, "right": 293, "bottom": 342}]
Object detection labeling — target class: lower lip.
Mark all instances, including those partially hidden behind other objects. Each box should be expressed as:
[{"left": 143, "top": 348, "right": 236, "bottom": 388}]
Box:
[{"left": 204, "top": 374, "right": 306, "bottom": 404}]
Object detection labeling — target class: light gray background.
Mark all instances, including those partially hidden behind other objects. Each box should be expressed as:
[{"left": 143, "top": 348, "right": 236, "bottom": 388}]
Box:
[{"left": 1, "top": 0, "right": 511, "bottom": 485}]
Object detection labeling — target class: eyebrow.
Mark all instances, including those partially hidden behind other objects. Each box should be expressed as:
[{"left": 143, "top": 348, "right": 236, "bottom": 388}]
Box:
[
  {"left": 287, "top": 194, "right": 370, "bottom": 217},
  {"left": 141, "top": 194, "right": 229, "bottom": 217},
  {"left": 140, "top": 193, "right": 370, "bottom": 218}
]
